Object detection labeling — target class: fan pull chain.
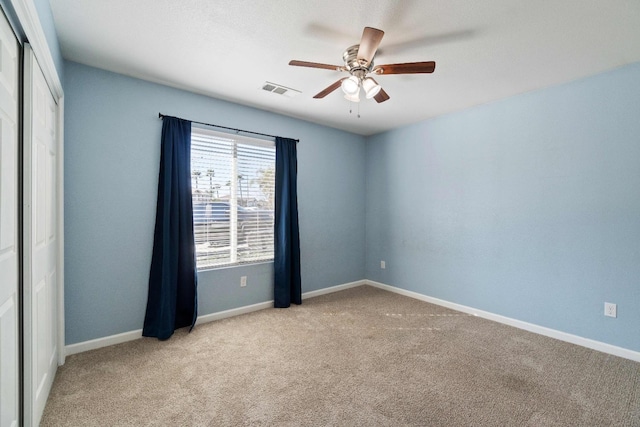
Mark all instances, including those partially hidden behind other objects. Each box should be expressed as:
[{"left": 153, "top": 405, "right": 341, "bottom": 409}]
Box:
[{"left": 348, "top": 101, "right": 361, "bottom": 118}]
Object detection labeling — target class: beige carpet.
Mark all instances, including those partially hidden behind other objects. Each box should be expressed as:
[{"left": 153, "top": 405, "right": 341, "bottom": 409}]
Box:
[{"left": 42, "top": 285, "right": 640, "bottom": 426}]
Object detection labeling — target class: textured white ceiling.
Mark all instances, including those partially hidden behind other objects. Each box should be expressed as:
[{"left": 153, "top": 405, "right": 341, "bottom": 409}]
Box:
[{"left": 50, "top": 0, "right": 640, "bottom": 135}]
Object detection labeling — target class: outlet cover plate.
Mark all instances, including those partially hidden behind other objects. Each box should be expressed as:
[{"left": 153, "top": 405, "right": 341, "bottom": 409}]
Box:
[{"left": 604, "top": 302, "right": 617, "bottom": 318}]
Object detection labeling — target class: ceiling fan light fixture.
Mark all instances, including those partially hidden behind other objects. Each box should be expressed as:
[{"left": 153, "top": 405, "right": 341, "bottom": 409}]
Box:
[
  {"left": 362, "top": 77, "right": 381, "bottom": 99},
  {"left": 344, "top": 92, "right": 360, "bottom": 103},
  {"left": 288, "top": 26, "right": 435, "bottom": 106},
  {"left": 341, "top": 75, "right": 360, "bottom": 95}
]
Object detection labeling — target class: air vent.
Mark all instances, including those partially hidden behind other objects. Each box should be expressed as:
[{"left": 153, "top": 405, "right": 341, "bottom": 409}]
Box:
[{"left": 261, "top": 81, "right": 301, "bottom": 98}]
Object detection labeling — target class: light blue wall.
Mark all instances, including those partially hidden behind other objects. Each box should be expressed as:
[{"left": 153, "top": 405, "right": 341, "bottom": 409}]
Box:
[
  {"left": 365, "top": 63, "right": 640, "bottom": 352},
  {"left": 64, "top": 61, "right": 366, "bottom": 344},
  {"left": 64, "top": 57, "right": 640, "bottom": 353}
]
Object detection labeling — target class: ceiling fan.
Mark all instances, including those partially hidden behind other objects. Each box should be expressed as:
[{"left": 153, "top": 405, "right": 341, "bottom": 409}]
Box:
[{"left": 289, "top": 27, "right": 436, "bottom": 103}]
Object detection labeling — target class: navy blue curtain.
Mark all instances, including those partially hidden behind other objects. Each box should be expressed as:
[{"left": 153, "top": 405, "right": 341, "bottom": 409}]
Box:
[
  {"left": 143, "top": 117, "right": 198, "bottom": 340},
  {"left": 274, "top": 137, "right": 302, "bottom": 308}
]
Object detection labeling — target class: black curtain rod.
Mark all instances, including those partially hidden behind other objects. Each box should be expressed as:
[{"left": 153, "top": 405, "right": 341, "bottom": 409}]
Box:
[{"left": 158, "top": 113, "right": 299, "bottom": 143}]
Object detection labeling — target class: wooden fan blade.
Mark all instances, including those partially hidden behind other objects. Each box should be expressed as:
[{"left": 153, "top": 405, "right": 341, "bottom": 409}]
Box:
[
  {"left": 374, "top": 88, "right": 390, "bottom": 103},
  {"left": 289, "top": 60, "right": 344, "bottom": 71},
  {"left": 373, "top": 61, "right": 436, "bottom": 75},
  {"left": 357, "top": 27, "right": 384, "bottom": 66},
  {"left": 313, "top": 79, "right": 346, "bottom": 98}
]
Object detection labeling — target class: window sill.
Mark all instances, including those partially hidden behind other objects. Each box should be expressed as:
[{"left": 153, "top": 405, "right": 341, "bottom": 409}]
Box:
[{"left": 197, "top": 259, "right": 274, "bottom": 273}]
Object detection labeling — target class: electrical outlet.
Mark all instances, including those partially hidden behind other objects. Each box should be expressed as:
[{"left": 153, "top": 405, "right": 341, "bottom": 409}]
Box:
[
  {"left": 604, "top": 302, "right": 616, "bottom": 318},
  {"left": 240, "top": 276, "right": 247, "bottom": 287},
  {"left": 380, "top": 260, "right": 386, "bottom": 269}
]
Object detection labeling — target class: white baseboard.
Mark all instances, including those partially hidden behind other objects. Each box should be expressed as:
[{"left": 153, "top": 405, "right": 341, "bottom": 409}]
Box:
[
  {"left": 302, "top": 279, "right": 366, "bottom": 299},
  {"left": 65, "top": 280, "right": 367, "bottom": 356},
  {"left": 197, "top": 279, "right": 366, "bottom": 325},
  {"left": 366, "top": 280, "right": 640, "bottom": 363},
  {"left": 196, "top": 300, "right": 274, "bottom": 325},
  {"left": 65, "top": 329, "right": 143, "bottom": 356}
]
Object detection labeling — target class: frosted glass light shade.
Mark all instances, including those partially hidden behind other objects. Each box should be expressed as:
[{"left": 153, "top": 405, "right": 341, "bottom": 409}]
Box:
[
  {"left": 341, "top": 76, "right": 360, "bottom": 95},
  {"left": 363, "top": 77, "right": 381, "bottom": 99},
  {"left": 344, "top": 92, "right": 360, "bottom": 102}
]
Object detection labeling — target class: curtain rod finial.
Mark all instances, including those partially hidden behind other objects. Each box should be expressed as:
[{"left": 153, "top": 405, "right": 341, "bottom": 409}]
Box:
[{"left": 158, "top": 113, "right": 163, "bottom": 119}]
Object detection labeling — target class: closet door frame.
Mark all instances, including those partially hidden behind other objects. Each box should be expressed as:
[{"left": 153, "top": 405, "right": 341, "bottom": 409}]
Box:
[
  {"left": 8, "top": 1, "right": 65, "bottom": 425},
  {"left": 11, "top": 0, "right": 65, "bottom": 366}
]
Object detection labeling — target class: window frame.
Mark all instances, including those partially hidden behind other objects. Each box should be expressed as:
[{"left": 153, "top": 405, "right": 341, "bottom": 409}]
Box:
[{"left": 191, "top": 126, "right": 276, "bottom": 271}]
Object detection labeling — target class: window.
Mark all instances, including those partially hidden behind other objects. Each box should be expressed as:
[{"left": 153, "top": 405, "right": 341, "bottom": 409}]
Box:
[{"left": 191, "top": 127, "right": 275, "bottom": 270}]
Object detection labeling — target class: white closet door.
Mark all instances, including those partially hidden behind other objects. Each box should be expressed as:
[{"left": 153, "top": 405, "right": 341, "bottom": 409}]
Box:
[
  {"left": 0, "top": 10, "right": 20, "bottom": 427},
  {"left": 23, "top": 44, "right": 58, "bottom": 427}
]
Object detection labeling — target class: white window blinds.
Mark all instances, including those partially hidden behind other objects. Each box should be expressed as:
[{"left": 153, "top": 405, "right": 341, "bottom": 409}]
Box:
[{"left": 191, "top": 127, "right": 275, "bottom": 270}]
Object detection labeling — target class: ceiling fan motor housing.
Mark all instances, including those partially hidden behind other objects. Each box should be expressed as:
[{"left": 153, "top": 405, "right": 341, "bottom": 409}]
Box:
[{"left": 343, "top": 44, "right": 374, "bottom": 78}]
